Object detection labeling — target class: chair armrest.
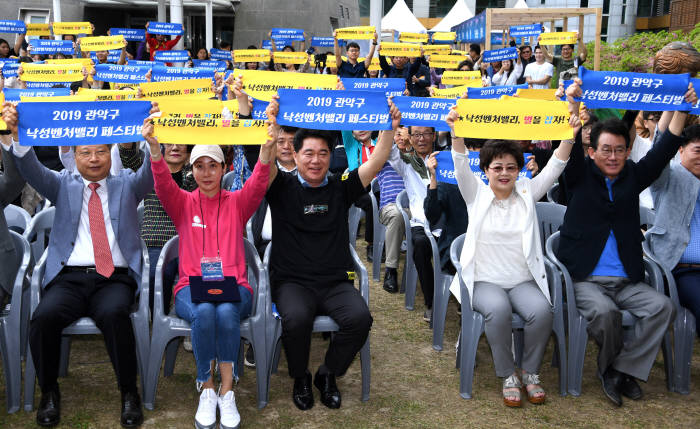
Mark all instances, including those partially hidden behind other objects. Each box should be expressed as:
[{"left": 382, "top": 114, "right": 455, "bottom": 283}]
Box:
[
  {"left": 544, "top": 258, "right": 562, "bottom": 311},
  {"left": 545, "top": 232, "right": 579, "bottom": 328},
  {"left": 29, "top": 249, "right": 48, "bottom": 317},
  {"left": 136, "top": 239, "right": 150, "bottom": 318},
  {"left": 350, "top": 244, "right": 369, "bottom": 305},
  {"left": 244, "top": 238, "right": 266, "bottom": 319},
  {"left": 153, "top": 236, "right": 179, "bottom": 320}
]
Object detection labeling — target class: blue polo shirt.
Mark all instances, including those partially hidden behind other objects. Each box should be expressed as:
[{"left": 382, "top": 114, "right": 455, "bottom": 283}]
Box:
[
  {"left": 591, "top": 177, "right": 629, "bottom": 277},
  {"left": 338, "top": 60, "right": 367, "bottom": 78}
]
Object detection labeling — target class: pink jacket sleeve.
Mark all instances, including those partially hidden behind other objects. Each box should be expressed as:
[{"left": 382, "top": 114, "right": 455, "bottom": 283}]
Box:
[
  {"left": 151, "top": 156, "right": 189, "bottom": 225},
  {"left": 233, "top": 160, "right": 270, "bottom": 225}
]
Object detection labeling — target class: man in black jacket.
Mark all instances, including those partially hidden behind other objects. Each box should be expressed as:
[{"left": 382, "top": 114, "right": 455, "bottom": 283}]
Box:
[{"left": 556, "top": 79, "right": 696, "bottom": 406}]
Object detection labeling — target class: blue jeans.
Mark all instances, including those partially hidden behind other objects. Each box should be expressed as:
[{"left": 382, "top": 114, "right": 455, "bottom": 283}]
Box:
[
  {"left": 175, "top": 286, "right": 252, "bottom": 382},
  {"left": 148, "top": 246, "right": 178, "bottom": 317},
  {"left": 673, "top": 267, "right": 700, "bottom": 336}
]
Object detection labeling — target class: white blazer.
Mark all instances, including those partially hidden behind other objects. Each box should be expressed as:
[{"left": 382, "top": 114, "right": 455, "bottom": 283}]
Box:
[{"left": 449, "top": 150, "right": 568, "bottom": 308}]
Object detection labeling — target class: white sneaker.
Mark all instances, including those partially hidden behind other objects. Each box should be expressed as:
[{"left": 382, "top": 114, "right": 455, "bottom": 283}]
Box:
[
  {"left": 195, "top": 388, "right": 217, "bottom": 429},
  {"left": 218, "top": 390, "right": 241, "bottom": 429}
]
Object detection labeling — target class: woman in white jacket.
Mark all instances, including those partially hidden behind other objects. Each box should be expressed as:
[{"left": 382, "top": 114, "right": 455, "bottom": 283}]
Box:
[
  {"left": 490, "top": 58, "right": 523, "bottom": 87},
  {"left": 445, "top": 104, "right": 578, "bottom": 407}
]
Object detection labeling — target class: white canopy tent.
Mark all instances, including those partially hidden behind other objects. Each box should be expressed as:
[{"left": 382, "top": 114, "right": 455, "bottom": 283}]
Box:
[
  {"left": 430, "top": 0, "right": 475, "bottom": 32},
  {"left": 381, "top": 0, "right": 427, "bottom": 34},
  {"left": 512, "top": 0, "right": 529, "bottom": 9}
]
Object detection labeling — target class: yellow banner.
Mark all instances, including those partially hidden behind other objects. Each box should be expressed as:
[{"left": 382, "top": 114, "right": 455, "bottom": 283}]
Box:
[
  {"left": 234, "top": 68, "right": 337, "bottom": 102},
  {"left": 20, "top": 63, "right": 84, "bottom": 82},
  {"left": 451, "top": 50, "right": 468, "bottom": 56},
  {"left": 153, "top": 117, "right": 268, "bottom": 145},
  {"left": 52, "top": 22, "right": 93, "bottom": 35},
  {"left": 157, "top": 98, "right": 227, "bottom": 119},
  {"left": 379, "top": 42, "right": 421, "bottom": 58},
  {"left": 432, "top": 32, "right": 456, "bottom": 42},
  {"left": 234, "top": 49, "right": 270, "bottom": 63},
  {"left": 273, "top": 51, "right": 309, "bottom": 65},
  {"left": 366, "top": 56, "right": 381, "bottom": 71},
  {"left": 432, "top": 85, "right": 472, "bottom": 98},
  {"left": 326, "top": 55, "right": 347, "bottom": 65},
  {"left": 423, "top": 45, "right": 452, "bottom": 55},
  {"left": 335, "top": 26, "right": 376, "bottom": 40},
  {"left": 0, "top": 93, "right": 5, "bottom": 130},
  {"left": 26, "top": 23, "right": 51, "bottom": 36},
  {"left": 441, "top": 70, "right": 481, "bottom": 86},
  {"left": 455, "top": 96, "right": 572, "bottom": 140},
  {"left": 79, "top": 35, "right": 126, "bottom": 52},
  {"left": 140, "top": 78, "right": 213, "bottom": 100},
  {"left": 20, "top": 94, "right": 97, "bottom": 102},
  {"left": 538, "top": 32, "right": 578, "bottom": 45},
  {"left": 399, "top": 32, "right": 428, "bottom": 43},
  {"left": 515, "top": 88, "right": 558, "bottom": 101},
  {"left": 45, "top": 58, "right": 94, "bottom": 67},
  {"left": 77, "top": 88, "right": 138, "bottom": 101},
  {"left": 429, "top": 54, "right": 464, "bottom": 69}
]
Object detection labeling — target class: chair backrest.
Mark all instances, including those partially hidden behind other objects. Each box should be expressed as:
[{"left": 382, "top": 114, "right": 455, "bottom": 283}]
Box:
[
  {"left": 450, "top": 233, "right": 465, "bottom": 274},
  {"left": 137, "top": 203, "right": 145, "bottom": 228},
  {"left": 371, "top": 177, "right": 379, "bottom": 194},
  {"left": 545, "top": 230, "right": 560, "bottom": 261},
  {"left": 639, "top": 206, "right": 655, "bottom": 229},
  {"left": 221, "top": 171, "right": 236, "bottom": 191},
  {"left": 23, "top": 207, "right": 56, "bottom": 261},
  {"left": 397, "top": 190, "right": 409, "bottom": 209},
  {"left": 4, "top": 205, "right": 31, "bottom": 234},
  {"left": 535, "top": 202, "right": 567, "bottom": 248},
  {"left": 546, "top": 183, "right": 559, "bottom": 204},
  {"left": 6, "top": 230, "right": 31, "bottom": 295}
]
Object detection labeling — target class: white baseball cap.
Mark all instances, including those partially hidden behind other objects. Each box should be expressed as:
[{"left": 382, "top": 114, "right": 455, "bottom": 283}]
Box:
[{"left": 189, "top": 145, "right": 225, "bottom": 165}]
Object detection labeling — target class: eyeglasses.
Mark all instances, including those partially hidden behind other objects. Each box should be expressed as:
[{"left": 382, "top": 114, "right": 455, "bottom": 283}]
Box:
[
  {"left": 411, "top": 132, "right": 434, "bottom": 140},
  {"left": 597, "top": 146, "right": 627, "bottom": 157},
  {"left": 489, "top": 165, "right": 519, "bottom": 174},
  {"left": 76, "top": 150, "right": 109, "bottom": 159}
]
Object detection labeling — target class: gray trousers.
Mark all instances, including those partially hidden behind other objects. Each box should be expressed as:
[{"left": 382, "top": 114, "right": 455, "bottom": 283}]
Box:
[
  {"left": 379, "top": 203, "right": 405, "bottom": 269},
  {"left": 472, "top": 281, "right": 553, "bottom": 377},
  {"left": 573, "top": 276, "right": 674, "bottom": 381}
]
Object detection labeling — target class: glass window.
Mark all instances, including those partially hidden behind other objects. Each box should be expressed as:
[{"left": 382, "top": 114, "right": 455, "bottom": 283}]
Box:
[{"left": 580, "top": 0, "right": 588, "bottom": 6}]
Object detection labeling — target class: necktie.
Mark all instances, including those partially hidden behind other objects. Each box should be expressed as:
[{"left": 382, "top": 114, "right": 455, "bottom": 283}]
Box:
[{"left": 88, "top": 183, "right": 115, "bottom": 278}]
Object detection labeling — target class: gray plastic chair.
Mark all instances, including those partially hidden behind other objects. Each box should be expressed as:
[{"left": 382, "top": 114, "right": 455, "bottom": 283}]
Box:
[
  {"left": 639, "top": 205, "right": 655, "bottom": 229},
  {"left": 144, "top": 236, "right": 271, "bottom": 410},
  {"left": 426, "top": 223, "right": 454, "bottom": 352},
  {"left": 348, "top": 204, "right": 364, "bottom": 249},
  {"left": 546, "top": 183, "right": 560, "bottom": 204},
  {"left": 643, "top": 239, "right": 695, "bottom": 394},
  {"left": 221, "top": 171, "right": 236, "bottom": 191},
  {"left": 535, "top": 202, "right": 567, "bottom": 249},
  {"left": 450, "top": 233, "right": 567, "bottom": 399},
  {"left": 23, "top": 207, "right": 55, "bottom": 263},
  {"left": 24, "top": 241, "right": 151, "bottom": 411},
  {"left": 368, "top": 178, "right": 387, "bottom": 282},
  {"left": 545, "top": 231, "right": 673, "bottom": 396},
  {"left": 396, "top": 190, "right": 419, "bottom": 310},
  {"left": 0, "top": 231, "right": 31, "bottom": 413},
  {"left": 265, "top": 243, "right": 371, "bottom": 401},
  {"left": 4, "top": 204, "right": 31, "bottom": 234}
]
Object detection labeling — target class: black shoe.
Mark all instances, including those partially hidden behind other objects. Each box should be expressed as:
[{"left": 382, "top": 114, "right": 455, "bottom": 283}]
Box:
[
  {"left": 598, "top": 367, "right": 623, "bottom": 407},
  {"left": 314, "top": 370, "right": 342, "bottom": 409},
  {"left": 619, "top": 374, "right": 643, "bottom": 400},
  {"left": 292, "top": 372, "right": 314, "bottom": 410},
  {"left": 120, "top": 390, "right": 144, "bottom": 428},
  {"left": 37, "top": 387, "right": 60, "bottom": 427},
  {"left": 383, "top": 268, "right": 398, "bottom": 293},
  {"left": 366, "top": 244, "right": 373, "bottom": 262}
]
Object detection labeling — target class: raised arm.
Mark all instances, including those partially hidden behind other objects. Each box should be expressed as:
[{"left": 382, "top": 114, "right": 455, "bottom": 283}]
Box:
[
  {"left": 261, "top": 95, "right": 281, "bottom": 190},
  {"left": 0, "top": 144, "right": 25, "bottom": 207},
  {"left": 577, "top": 33, "right": 587, "bottom": 63},
  {"left": 364, "top": 32, "right": 378, "bottom": 69},
  {"left": 446, "top": 107, "right": 480, "bottom": 205},
  {"left": 13, "top": 32, "right": 25, "bottom": 56},
  {"left": 333, "top": 31, "right": 343, "bottom": 70},
  {"left": 357, "top": 100, "right": 400, "bottom": 187}
]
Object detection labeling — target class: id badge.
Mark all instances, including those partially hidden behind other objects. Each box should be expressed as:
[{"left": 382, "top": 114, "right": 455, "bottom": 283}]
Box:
[{"left": 201, "top": 257, "right": 224, "bottom": 282}]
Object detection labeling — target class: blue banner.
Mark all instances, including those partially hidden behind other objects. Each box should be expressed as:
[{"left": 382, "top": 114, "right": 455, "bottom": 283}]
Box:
[
  {"left": 261, "top": 40, "right": 272, "bottom": 50},
  {"left": 29, "top": 40, "right": 74, "bottom": 55},
  {"left": 3, "top": 87, "right": 71, "bottom": 101},
  {"left": 270, "top": 28, "right": 305, "bottom": 42},
  {"left": 26, "top": 82, "right": 70, "bottom": 89},
  {"left": 128, "top": 60, "right": 156, "bottom": 66},
  {"left": 252, "top": 98, "right": 269, "bottom": 121},
  {"left": 147, "top": 22, "right": 183, "bottom": 35},
  {"left": 392, "top": 96, "right": 455, "bottom": 132},
  {"left": 509, "top": 24, "right": 542, "bottom": 38},
  {"left": 435, "top": 150, "right": 532, "bottom": 185},
  {"left": 109, "top": 28, "right": 146, "bottom": 41},
  {"left": 691, "top": 78, "right": 700, "bottom": 115},
  {"left": 91, "top": 49, "right": 122, "bottom": 63},
  {"left": 2, "top": 61, "right": 20, "bottom": 78},
  {"left": 341, "top": 78, "right": 405, "bottom": 97},
  {"left": 559, "top": 79, "right": 573, "bottom": 100},
  {"left": 209, "top": 48, "right": 232, "bottom": 61},
  {"left": 575, "top": 67, "right": 692, "bottom": 111},
  {"left": 192, "top": 59, "right": 227, "bottom": 71},
  {"left": 452, "top": 11, "right": 486, "bottom": 44},
  {"left": 152, "top": 66, "right": 215, "bottom": 82},
  {"left": 154, "top": 50, "right": 190, "bottom": 63},
  {"left": 467, "top": 84, "right": 528, "bottom": 99},
  {"left": 311, "top": 37, "right": 342, "bottom": 47},
  {"left": 482, "top": 47, "right": 518, "bottom": 63},
  {"left": 277, "top": 89, "right": 391, "bottom": 131},
  {"left": 17, "top": 101, "right": 151, "bottom": 146},
  {"left": 0, "top": 20, "right": 26, "bottom": 34},
  {"left": 94, "top": 63, "right": 153, "bottom": 83}
]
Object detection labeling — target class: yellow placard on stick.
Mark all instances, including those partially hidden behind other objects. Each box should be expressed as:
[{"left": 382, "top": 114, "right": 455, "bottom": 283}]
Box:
[
  {"left": 538, "top": 32, "right": 578, "bottom": 45},
  {"left": 432, "top": 85, "right": 471, "bottom": 99},
  {"left": 423, "top": 45, "right": 452, "bottom": 55},
  {"left": 26, "top": 23, "right": 50, "bottom": 36},
  {"left": 455, "top": 96, "right": 572, "bottom": 140},
  {"left": 52, "top": 22, "right": 93, "bottom": 35},
  {"left": 140, "top": 78, "right": 213, "bottom": 100},
  {"left": 20, "top": 63, "right": 84, "bottom": 82},
  {"left": 273, "top": 51, "right": 309, "bottom": 65},
  {"left": 79, "top": 35, "right": 126, "bottom": 52},
  {"left": 399, "top": 32, "right": 428, "bottom": 43},
  {"left": 515, "top": 88, "right": 559, "bottom": 101},
  {"left": 20, "top": 93, "right": 97, "bottom": 102},
  {"left": 234, "top": 68, "right": 337, "bottom": 101},
  {"left": 379, "top": 42, "right": 421, "bottom": 58},
  {"left": 77, "top": 88, "right": 137, "bottom": 101},
  {"left": 335, "top": 26, "right": 376, "bottom": 40},
  {"left": 441, "top": 71, "right": 482, "bottom": 86},
  {"left": 432, "top": 32, "right": 456, "bottom": 42},
  {"left": 429, "top": 54, "right": 464, "bottom": 69},
  {"left": 153, "top": 117, "right": 268, "bottom": 145},
  {"left": 234, "top": 49, "right": 270, "bottom": 63}
]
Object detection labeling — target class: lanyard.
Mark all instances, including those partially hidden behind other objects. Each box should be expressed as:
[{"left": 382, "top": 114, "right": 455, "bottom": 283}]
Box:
[{"left": 198, "top": 190, "right": 222, "bottom": 258}]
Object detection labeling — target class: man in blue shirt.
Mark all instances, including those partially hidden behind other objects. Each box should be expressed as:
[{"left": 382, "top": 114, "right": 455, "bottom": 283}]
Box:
[{"left": 333, "top": 31, "right": 377, "bottom": 78}]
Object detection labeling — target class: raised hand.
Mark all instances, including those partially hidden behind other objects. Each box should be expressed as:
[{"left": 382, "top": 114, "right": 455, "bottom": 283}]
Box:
[{"left": 388, "top": 97, "right": 401, "bottom": 130}]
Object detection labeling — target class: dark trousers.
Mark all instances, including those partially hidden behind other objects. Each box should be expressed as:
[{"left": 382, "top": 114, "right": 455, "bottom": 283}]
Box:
[
  {"left": 29, "top": 270, "right": 138, "bottom": 394},
  {"left": 411, "top": 226, "right": 434, "bottom": 308},
  {"left": 147, "top": 246, "right": 178, "bottom": 316},
  {"left": 354, "top": 192, "right": 376, "bottom": 245},
  {"left": 273, "top": 281, "right": 372, "bottom": 379},
  {"left": 674, "top": 267, "right": 700, "bottom": 335}
]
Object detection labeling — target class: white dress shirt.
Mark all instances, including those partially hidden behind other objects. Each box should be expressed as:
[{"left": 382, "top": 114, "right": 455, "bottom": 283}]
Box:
[
  {"left": 630, "top": 134, "right": 655, "bottom": 210},
  {"left": 388, "top": 145, "right": 430, "bottom": 227}
]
